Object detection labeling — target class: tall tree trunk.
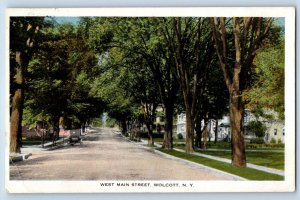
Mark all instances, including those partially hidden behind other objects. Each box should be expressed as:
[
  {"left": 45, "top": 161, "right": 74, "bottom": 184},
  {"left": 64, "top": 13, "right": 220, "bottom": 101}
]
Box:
[
  {"left": 143, "top": 103, "right": 156, "bottom": 146},
  {"left": 195, "top": 119, "right": 202, "bottom": 148},
  {"left": 230, "top": 93, "right": 246, "bottom": 167},
  {"left": 52, "top": 116, "right": 60, "bottom": 145},
  {"left": 10, "top": 68, "right": 24, "bottom": 153},
  {"left": 10, "top": 52, "right": 27, "bottom": 153},
  {"left": 202, "top": 118, "right": 209, "bottom": 150},
  {"left": 208, "top": 120, "right": 212, "bottom": 142},
  {"left": 146, "top": 122, "right": 154, "bottom": 146},
  {"left": 209, "top": 17, "right": 272, "bottom": 168},
  {"left": 162, "top": 104, "right": 173, "bottom": 149},
  {"left": 121, "top": 119, "right": 127, "bottom": 136},
  {"left": 185, "top": 110, "right": 194, "bottom": 153},
  {"left": 214, "top": 119, "right": 219, "bottom": 143}
]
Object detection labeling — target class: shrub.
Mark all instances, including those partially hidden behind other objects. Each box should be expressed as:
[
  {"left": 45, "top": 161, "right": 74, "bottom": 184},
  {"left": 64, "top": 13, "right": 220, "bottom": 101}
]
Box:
[
  {"left": 206, "top": 141, "right": 231, "bottom": 149},
  {"left": 139, "top": 131, "right": 164, "bottom": 138},
  {"left": 250, "top": 137, "right": 265, "bottom": 144},
  {"left": 277, "top": 139, "right": 282, "bottom": 144},
  {"left": 246, "top": 120, "right": 267, "bottom": 138},
  {"left": 177, "top": 133, "right": 183, "bottom": 140},
  {"left": 246, "top": 144, "right": 260, "bottom": 149},
  {"left": 246, "top": 142, "right": 284, "bottom": 149},
  {"left": 270, "top": 138, "right": 277, "bottom": 144},
  {"left": 174, "top": 143, "right": 185, "bottom": 147}
]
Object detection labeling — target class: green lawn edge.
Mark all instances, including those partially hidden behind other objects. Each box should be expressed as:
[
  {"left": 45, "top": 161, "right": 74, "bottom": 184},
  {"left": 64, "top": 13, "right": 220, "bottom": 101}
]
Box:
[
  {"left": 159, "top": 149, "right": 284, "bottom": 181},
  {"left": 174, "top": 145, "right": 284, "bottom": 170},
  {"left": 195, "top": 150, "right": 284, "bottom": 170}
]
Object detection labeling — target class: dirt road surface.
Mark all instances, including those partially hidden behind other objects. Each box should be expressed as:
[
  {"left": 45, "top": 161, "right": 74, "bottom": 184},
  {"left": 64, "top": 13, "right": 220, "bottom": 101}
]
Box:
[{"left": 10, "top": 128, "right": 239, "bottom": 180}]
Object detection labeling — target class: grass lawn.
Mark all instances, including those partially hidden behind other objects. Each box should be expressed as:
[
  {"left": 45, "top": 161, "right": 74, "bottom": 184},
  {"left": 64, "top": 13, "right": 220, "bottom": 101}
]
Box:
[
  {"left": 144, "top": 138, "right": 185, "bottom": 143},
  {"left": 22, "top": 140, "right": 44, "bottom": 146},
  {"left": 196, "top": 150, "right": 284, "bottom": 170},
  {"left": 22, "top": 137, "right": 66, "bottom": 146},
  {"left": 160, "top": 149, "right": 284, "bottom": 181},
  {"left": 174, "top": 145, "right": 284, "bottom": 170}
]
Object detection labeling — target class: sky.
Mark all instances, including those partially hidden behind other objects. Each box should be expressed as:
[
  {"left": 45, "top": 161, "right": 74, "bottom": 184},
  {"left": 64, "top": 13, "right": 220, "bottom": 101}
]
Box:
[{"left": 53, "top": 17, "right": 80, "bottom": 24}]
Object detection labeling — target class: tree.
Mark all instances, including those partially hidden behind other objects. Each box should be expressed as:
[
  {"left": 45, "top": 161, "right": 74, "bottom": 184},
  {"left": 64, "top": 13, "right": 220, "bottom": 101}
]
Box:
[
  {"left": 209, "top": 17, "right": 273, "bottom": 167},
  {"left": 244, "top": 37, "right": 284, "bottom": 120},
  {"left": 195, "top": 62, "right": 229, "bottom": 148},
  {"left": 24, "top": 23, "right": 75, "bottom": 140},
  {"left": 122, "top": 56, "right": 160, "bottom": 145},
  {"left": 10, "top": 17, "right": 45, "bottom": 153},
  {"left": 162, "top": 17, "right": 217, "bottom": 152},
  {"left": 92, "top": 45, "right": 160, "bottom": 144},
  {"left": 89, "top": 49, "right": 138, "bottom": 135},
  {"left": 24, "top": 21, "right": 104, "bottom": 139},
  {"left": 86, "top": 17, "right": 179, "bottom": 149},
  {"left": 247, "top": 120, "right": 267, "bottom": 138}
]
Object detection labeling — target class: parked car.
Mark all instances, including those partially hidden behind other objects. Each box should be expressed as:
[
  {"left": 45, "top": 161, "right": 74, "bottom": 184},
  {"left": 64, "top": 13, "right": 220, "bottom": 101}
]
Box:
[{"left": 69, "top": 131, "right": 82, "bottom": 146}]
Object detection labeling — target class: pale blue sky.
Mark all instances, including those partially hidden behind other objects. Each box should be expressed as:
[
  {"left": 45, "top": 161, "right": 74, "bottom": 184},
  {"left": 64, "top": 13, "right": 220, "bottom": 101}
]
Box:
[{"left": 54, "top": 17, "right": 80, "bottom": 24}]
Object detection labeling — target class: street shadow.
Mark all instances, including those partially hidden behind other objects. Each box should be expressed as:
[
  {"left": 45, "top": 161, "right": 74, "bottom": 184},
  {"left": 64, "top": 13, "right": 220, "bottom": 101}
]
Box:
[
  {"left": 10, "top": 155, "right": 51, "bottom": 166},
  {"left": 82, "top": 134, "right": 100, "bottom": 141}
]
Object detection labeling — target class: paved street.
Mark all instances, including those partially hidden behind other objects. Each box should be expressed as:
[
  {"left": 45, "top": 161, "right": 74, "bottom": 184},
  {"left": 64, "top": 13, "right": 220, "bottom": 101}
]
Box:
[{"left": 10, "top": 128, "right": 238, "bottom": 180}]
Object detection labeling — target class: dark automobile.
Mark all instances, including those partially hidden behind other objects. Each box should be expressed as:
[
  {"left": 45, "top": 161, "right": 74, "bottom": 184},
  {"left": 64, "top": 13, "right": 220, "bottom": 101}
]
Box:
[{"left": 69, "top": 130, "right": 82, "bottom": 146}]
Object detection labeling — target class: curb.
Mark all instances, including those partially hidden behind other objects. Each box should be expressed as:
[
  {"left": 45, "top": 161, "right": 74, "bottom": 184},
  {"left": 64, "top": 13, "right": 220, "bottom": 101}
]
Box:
[
  {"left": 174, "top": 148, "right": 284, "bottom": 176},
  {"left": 44, "top": 143, "right": 70, "bottom": 151},
  {"left": 136, "top": 138, "right": 284, "bottom": 177},
  {"left": 153, "top": 148, "right": 247, "bottom": 181},
  {"left": 121, "top": 136, "right": 246, "bottom": 181}
]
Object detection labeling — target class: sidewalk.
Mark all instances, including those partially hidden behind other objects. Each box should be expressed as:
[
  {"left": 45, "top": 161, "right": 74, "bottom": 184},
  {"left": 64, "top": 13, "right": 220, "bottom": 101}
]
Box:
[
  {"left": 10, "top": 138, "right": 70, "bottom": 164},
  {"left": 174, "top": 148, "right": 284, "bottom": 176},
  {"left": 122, "top": 135, "right": 245, "bottom": 180},
  {"left": 197, "top": 148, "right": 284, "bottom": 153},
  {"left": 139, "top": 139, "right": 284, "bottom": 177}
]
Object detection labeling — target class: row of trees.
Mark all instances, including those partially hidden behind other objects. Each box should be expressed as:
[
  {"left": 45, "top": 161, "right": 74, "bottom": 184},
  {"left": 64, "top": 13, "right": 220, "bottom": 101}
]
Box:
[
  {"left": 10, "top": 18, "right": 105, "bottom": 152},
  {"left": 10, "top": 17, "right": 284, "bottom": 167}
]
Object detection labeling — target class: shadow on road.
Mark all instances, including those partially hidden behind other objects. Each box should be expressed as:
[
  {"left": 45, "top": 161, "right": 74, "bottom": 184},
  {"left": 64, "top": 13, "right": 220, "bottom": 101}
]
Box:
[
  {"left": 11, "top": 155, "right": 51, "bottom": 166},
  {"left": 82, "top": 134, "right": 100, "bottom": 141}
]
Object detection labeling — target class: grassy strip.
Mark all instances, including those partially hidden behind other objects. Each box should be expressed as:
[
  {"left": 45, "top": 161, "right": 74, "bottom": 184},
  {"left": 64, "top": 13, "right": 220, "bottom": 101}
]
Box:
[
  {"left": 174, "top": 142, "right": 284, "bottom": 150},
  {"left": 22, "top": 140, "right": 55, "bottom": 146},
  {"left": 174, "top": 144, "right": 284, "bottom": 170},
  {"left": 196, "top": 150, "right": 284, "bottom": 170},
  {"left": 150, "top": 138, "right": 185, "bottom": 143},
  {"left": 22, "top": 137, "right": 67, "bottom": 146},
  {"left": 159, "top": 149, "right": 284, "bottom": 181}
]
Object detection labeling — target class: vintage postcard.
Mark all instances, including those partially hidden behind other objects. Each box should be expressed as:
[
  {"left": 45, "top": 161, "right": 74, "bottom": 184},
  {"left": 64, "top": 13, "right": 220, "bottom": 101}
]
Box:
[{"left": 5, "top": 7, "right": 295, "bottom": 193}]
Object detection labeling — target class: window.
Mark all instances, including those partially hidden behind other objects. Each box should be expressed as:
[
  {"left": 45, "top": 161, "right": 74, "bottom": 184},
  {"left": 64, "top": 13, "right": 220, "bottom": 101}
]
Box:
[
  {"left": 244, "top": 110, "right": 250, "bottom": 124},
  {"left": 274, "top": 129, "right": 277, "bottom": 135},
  {"left": 283, "top": 128, "right": 285, "bottom": 136}
]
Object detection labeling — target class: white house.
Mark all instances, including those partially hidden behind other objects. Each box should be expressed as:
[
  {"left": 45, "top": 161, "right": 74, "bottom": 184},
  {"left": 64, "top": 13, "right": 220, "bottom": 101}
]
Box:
[
  {"left": 176, "top": 113, "right": 186, "bottom": 137},
  {"left": 175, "top": 109, "right": 284, "bottom": 144},
  {"left": 176, "top": 113, "right": 228, "bottom": 141}
]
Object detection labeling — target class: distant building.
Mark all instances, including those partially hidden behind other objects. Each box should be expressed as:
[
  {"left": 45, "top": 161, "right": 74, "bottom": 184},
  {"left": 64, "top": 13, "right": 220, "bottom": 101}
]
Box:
[
  {"left": 175, "top": 113, "right": 229, "bottom": 141},
  {"left": 153, "top": 105, "right": 165, "bottom": 132},
  {"left": 176, "top": 113, "right": 186, "bottom": 137},
  {"left": 216, "top": 116, "right": 231, "bottom": 141},
  {"left": 175, "top": 109, "right": 285, "bottom": 143}
]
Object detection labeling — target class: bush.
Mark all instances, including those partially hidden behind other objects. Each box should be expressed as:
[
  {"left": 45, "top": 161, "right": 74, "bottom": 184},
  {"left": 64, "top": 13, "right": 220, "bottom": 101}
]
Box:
[
  {"left": 206, "top": 141, "right": 231, "bottom": 149},
  {"left": 246, "top": 120, "right": 267, "bottom": 138},
  {"left": 246, "top": 142, "right": 284, "bottom": 149},
  {"left": 177, "top": 133, "right": 183, "bottom": 140},
  {"left": 250, "top": 137, "right": 265, "bottom": 144},
  {"left": 139, "top": 131, "right": 164, "bottom": 138},
  {"left": 174, "top": 143, "right": 185, "bottom": 147},
  {"left": 270, "top": 138, "right": 277, "bottom": 144},
  {"left": 106, "top": 118, "right": 117, "bottom": 128},
  {"left": 277, "top": 139, "right": 282, "bottom": 144}
]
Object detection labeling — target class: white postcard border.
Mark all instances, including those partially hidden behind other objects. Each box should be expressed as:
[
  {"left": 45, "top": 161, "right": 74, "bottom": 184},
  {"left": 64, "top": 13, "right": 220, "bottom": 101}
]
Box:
[{"left": 5, "top": 7, "right": 295, "bottom": 193}]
